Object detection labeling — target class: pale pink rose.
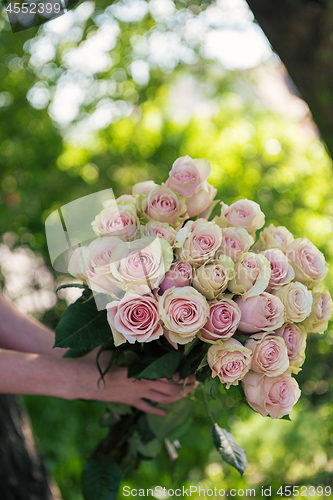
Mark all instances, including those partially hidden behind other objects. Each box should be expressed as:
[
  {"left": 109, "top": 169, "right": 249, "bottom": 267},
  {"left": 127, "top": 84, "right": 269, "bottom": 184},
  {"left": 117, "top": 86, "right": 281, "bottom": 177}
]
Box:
[
  {"left": 165, "top": 155, "right": 211, "bottom": 197},
  {"left": 192, "top": 255, "right": 234, "bottom": 299},
  {"left": 109, "top": 236, "right": 173, "bottom": 292},
  {"left": 287, "top": 238, "right": 328, "bottom": 285},
  {"left": 144, "top": 221, "right": 177, "bottom": 247},
  {"left": 242, "top": 370, "right": 301, "bottom": 419},
  {"left": 245, "top": 332, "right": 289, "bottom": 377},
  {"left": 275, "top": 282, "right": 313, "bottom": 323},
  {"left": 175, "top": 219, "right": 222, "bottom": 268},
  {"left": 207, "top": 339, "right": 252, "bottom": 388},
  {"left": 215, "top": 199, "right": 265, "bottom": 235},
  {"left": 132, "top": 180, "right": 157, "bottom": 197},
  {"left": 302, "top": 290, "right": 332, "bottom": 334},
  {"left": 252, "top": 224, "right": 294, "bottom": 253},
  {"left": 261, "top": 248, "right": 295, "bottom": 292},
  {"left": 159, "top": 261, "right": 192, "bottom": 294},
  {"left": 159, "top": 286, "right": 209, "bottom": 344},
  {"left": 137, "top": 185, "right": 187, "bottom": 227},
  {"left": 236, "top": 292, "right": 285, "bottom": 333},
  {"left": 116, "top": 194, "right": 136, "bottom": 205},
  {"left": 92, "top": 201, "right": 139, "bottom": 240},
  {"left": 68, "top": 246, "right": 88, "bottom": 282},
  {"left": 216, "top": 227, "right": 254, "bottom": 263},
  {"left": 83, "top": 237, "right": 122, "bottom": 294},
  {"left": 106, "top": 292, "right": 163, "bottom": 346},
  {"left": 228, "top": 252, "right": 271, "bottom": 300},
  {"left": 185, "top": 182, "right": 218, "bottom": 218},
  {"left": 275, "top": 323, "right": 306, "bottom": 373},
  {"left": 200, "top": 299, "right": 242, "bottom": 343}
]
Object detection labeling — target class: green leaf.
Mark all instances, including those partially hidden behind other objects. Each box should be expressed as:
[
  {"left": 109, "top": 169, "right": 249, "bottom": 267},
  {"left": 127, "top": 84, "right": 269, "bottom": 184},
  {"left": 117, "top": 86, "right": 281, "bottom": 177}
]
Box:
[
  {"left": 63, "top": 348, "right": 93, "bottom": 358},
  {"left": 56, "top": 283, "right": 86, "bottom": 293},
  {"left": 137, "top": 438, "right": 161, "bottom": 459},
  {"left": 81, "top": 456, "right": 121, "bottom": 500},
  {"left": 212, "top": 424, "right": 247, "bottom": 476},
  {"left": 147, "top": 397, "right": 192, "bottom": 440},
  {"left": 281, "top": 414, "right": 291, "bottom": 421},
  {"left": 106, "top": 402, "right": 133, "bottom": 416},
  {"left": 134, "top": 350, "right": 183, "bottom": 380},
  {"left": 54, "top": 294, "right": 111, "bottom": 350}
]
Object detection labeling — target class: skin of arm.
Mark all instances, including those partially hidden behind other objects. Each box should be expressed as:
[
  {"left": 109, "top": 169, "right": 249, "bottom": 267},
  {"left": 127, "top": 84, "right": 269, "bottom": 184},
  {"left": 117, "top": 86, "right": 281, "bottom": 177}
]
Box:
[{"left": 0, "top": 293, "right": 197, "bottom": 415}]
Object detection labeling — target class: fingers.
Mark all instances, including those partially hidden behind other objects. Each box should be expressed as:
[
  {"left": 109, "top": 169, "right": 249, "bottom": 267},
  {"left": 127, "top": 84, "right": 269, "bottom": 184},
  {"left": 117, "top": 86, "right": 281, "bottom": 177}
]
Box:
[{"left": 135, "top": 399, "right": 166, "bottom": 416}]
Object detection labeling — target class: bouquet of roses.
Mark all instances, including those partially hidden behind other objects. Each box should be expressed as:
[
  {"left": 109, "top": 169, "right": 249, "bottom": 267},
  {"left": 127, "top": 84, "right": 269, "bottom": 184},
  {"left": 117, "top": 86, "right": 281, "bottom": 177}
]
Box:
[{"left": 51, "top": 155, "right": 332, "bottom": 499}]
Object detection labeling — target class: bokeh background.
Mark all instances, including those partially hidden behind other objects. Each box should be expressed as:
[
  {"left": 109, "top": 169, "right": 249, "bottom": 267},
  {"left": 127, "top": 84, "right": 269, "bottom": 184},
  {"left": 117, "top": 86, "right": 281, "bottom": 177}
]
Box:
[{"left": 0, "top": 0, "right": 333, "bottom": 498}]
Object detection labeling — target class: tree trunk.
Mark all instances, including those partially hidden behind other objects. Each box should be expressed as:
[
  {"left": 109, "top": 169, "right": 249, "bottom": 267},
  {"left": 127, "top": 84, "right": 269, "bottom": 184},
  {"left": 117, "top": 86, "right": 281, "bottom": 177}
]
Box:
[
  {"left": 246, "top": 0, "right": 333, "bottom": 158},
  {"left": 0, "top": 395, "right": 58, "bottom": 500}
]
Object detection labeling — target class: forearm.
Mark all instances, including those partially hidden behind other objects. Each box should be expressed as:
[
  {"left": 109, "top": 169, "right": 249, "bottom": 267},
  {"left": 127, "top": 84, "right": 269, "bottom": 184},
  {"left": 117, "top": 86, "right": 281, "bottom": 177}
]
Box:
[
  {"left": 0, "top": 294, "right": 65, "bottom": 358},
  {"left": 0, "top": 348, "right": 74, "bottom": 399}
]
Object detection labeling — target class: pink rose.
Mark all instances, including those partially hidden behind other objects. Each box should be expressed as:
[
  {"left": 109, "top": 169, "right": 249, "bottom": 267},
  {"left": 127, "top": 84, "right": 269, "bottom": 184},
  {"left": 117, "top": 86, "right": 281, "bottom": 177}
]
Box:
[
  {"left": 252, "top": 224, "right": 294, "bottom": 253},
  {"left": 236, "top": 292, "right": 285, "bottom": 333},
  {"left": 175, "top": 219, "right": 222, "bottom": 267},
  {"left": 199, "top": 299, "right": 241, "bottom": 343},
  {"left": 144, "top": 221, "right": 177, "bottom": 247},
  {"left": 106, "top": 292, "right": 163, "bottom": 346},
  {"left": 186, "top": 182, "right": 218, "bottom": 219},
  {"left": 245, "top": 332, "right": 289, "bottom": 377},
  {"left": 83, "top": 237, "right": 122, "bottom": 294},
  {"left": 275, "top": 323, "right": 306, "bottom": 373},
  {"left": 116, "top": 194, "right": 136, "bottom": 205},
  {"left": 165, "top": 155, "right": 211, "bottom": 197},
  {"left": 287, "top": 238, "right": 328, "bottom": 285},
  {"left": 159, "top": 261, "right": 192, "bottom": 294},
  {"left": 192, "top": 255, "right": 234, "bottom": 300},
  {"left": 228, "top": 252, "right": 271, "bottom": 300},
  {"left": 109, "top": 236, "right": 173, "bottom": 292},
  {"left": 159, "top": 286, "right": 209, "bottom": 344},
  {"left": 132, "top": 180, "right": 157, "bottom": 196},
  {"left": 242, "top": 370, "right": 301, "bottom": 419},
  {"left": 137, "top": 185, "right": 187, "bottom": 227},
  {"left": 302, "top": 290, "right": 332, "bottom": 334},
  {"left": 92, "top": 201, "right": 139, "bottom": 240},
  {"left": 207, "top": 339, "right": 252, "bottom": 388},
  {"left": 215, "top": 199, "right": 265, "bottom": 235},
  {"left": 216, "top": 227, "right": 254, "bottom": 262},
  {"left": 261, "top": 248, "right": 295, "bottom": 292},
  {"left": 274, "top": 282, "right": 313, "bottom": 323}
]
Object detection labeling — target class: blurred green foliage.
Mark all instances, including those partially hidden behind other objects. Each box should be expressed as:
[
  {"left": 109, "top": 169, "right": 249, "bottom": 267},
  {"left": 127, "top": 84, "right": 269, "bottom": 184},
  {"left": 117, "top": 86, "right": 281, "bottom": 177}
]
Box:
[{"left": 1, "top": 0, "right": 333, "bottom": 498}]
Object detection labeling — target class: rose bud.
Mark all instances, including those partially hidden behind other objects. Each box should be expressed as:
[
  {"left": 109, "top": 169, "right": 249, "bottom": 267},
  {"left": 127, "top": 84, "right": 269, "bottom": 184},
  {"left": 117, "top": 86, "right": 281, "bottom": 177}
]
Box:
[
  {"left": 192, "top": 255, "right": 234, "bottom": 299},
  {"left": 228, "top": 252, "right": 271, "bottom": 300},
  {"left": 287, "top": 238, "right": 328, "bottom": 286},
  {"left": 92, "top": 201, "right": 139, "bottom": 240},
  {"left": 137, "top": 185, "right": 187, "bottom": 227},
  {"left": 165, "top": 155, "right": 211, "bottom": 198},
  {"left": 252, "top": 224, "right": 294, "bottom": 253},
  {"left": 159, "top": 286, "right": 209, "bottom": 344},
  {"left": 207, "top": 339, "right": 252, "bottom": 388},
  {"left": 159, "top": 261, "right": 192, "bottom": 294},
  {"left": 68, "top": 246, "right": 88, "bottom": 283},
  {"left": 175, "top": 219, "right": 222, "bottom": 268},
  {"left": 245, "top": 332, "right": 289, "bottom": 377},
  {"left": 242, "top": 370, "right": 301, "bottom": 419},
  {"left": 261, "top": 248, "right": 295, "bottom": 292},
  {"left": 144, "top": 221, "right": 177, "bottom": 247},
  {"left": 165, "top": 155, "right": 218, "bottom": 218},
  {"left": 216, "top": 226, "right": 254, "bottom": 263},
  {"left": 302, "top": 290, "right": 332, "bottom": 334},
  {"left": 199, "top": 298, "right": 241, "bottom": 342},
  {"left": 274, "top": 282, "right": 313, "bottom": 323},
  {"left": 275, "top": 323, "right": 307, "bottom": 374},
  {"left": 109, "top": 236, "right": 173, "bottom": 292},
  {"left": 214, "top": 199, "right": 265, "bottom": 235},
  {"left": 106, "top": 291, "right": 163, "bottom": 346},
  {"left": 132, "top": 180, "right": 157, "bottom": 197},
  {"left": 235, "top": 292, "right": 285, "bottom": 333},
  {"left": 116, "top": 194, "right": 136, "bottom": 205},
  {"left": 82, "top": 236, "right": 122, "bottom": 294}
]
